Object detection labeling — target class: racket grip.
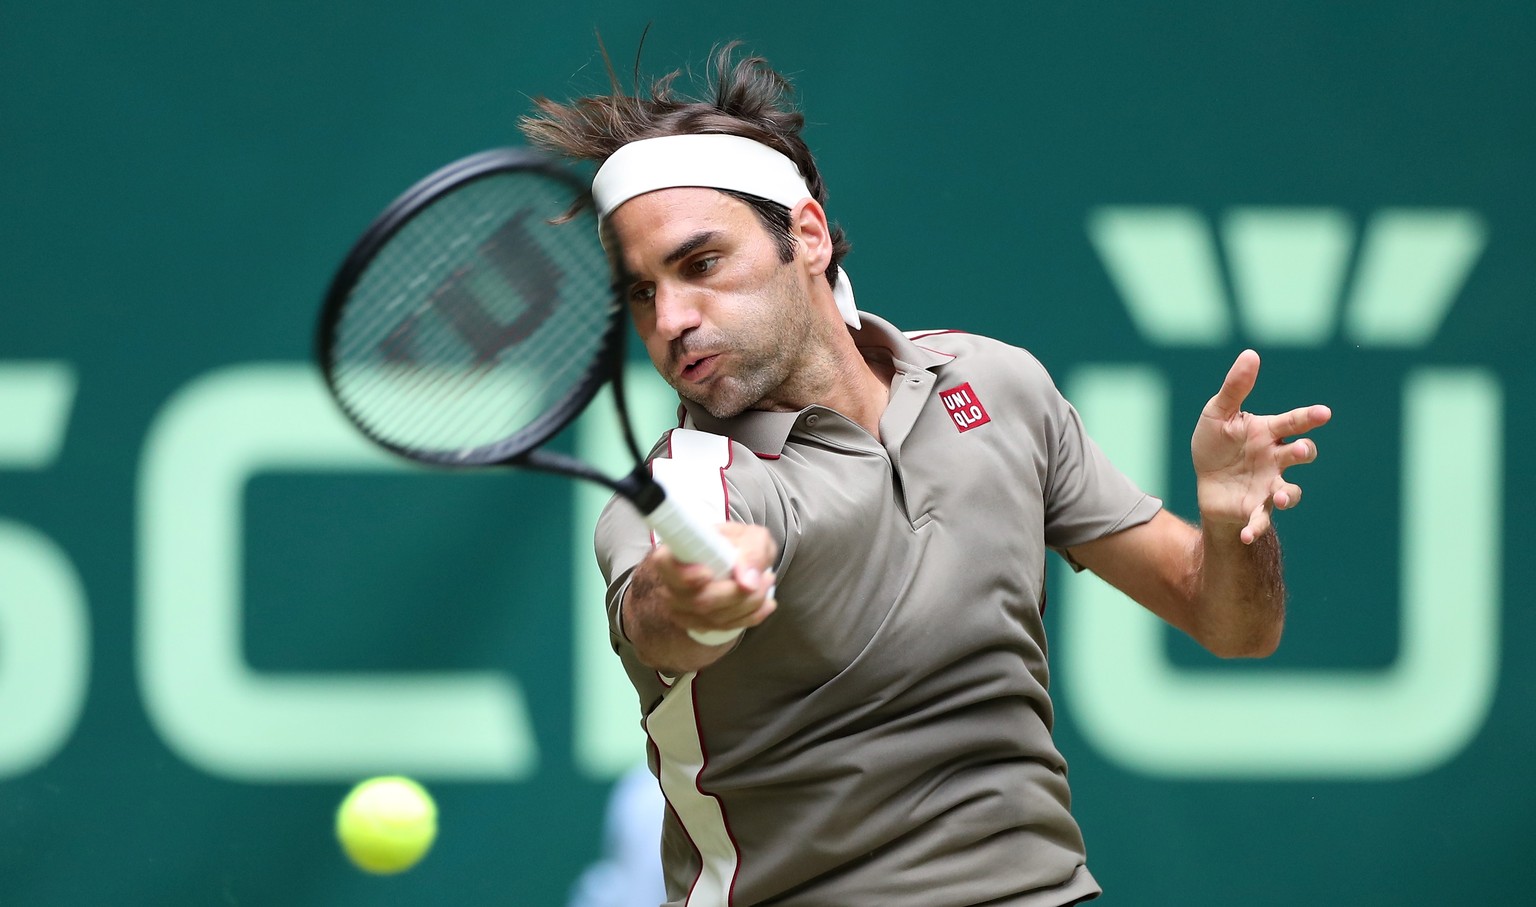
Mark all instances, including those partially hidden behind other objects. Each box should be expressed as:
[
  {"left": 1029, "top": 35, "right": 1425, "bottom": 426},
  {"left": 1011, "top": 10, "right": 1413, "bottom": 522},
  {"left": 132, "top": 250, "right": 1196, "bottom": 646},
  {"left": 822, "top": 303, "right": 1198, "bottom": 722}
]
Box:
[{"left": 642, "top": 496, "right": 746, "bottom": 646}]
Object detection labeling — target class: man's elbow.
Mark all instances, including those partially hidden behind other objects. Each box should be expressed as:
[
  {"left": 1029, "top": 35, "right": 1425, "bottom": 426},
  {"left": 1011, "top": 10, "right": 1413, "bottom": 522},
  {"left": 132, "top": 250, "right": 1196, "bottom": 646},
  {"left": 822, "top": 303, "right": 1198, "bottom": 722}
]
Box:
[
  {"left": 1202, "top": 620, "right": 1283, "bottom": 659},
  {"left": 1212, "top": 636, "right": 1281, "bottom": 660}
]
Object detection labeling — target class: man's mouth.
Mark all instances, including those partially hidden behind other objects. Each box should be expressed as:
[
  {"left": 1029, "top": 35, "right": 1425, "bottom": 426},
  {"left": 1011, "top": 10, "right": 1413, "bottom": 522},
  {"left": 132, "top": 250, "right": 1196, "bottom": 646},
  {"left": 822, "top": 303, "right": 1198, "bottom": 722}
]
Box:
[{"left": 680, "top": 353, "right": 720, "bottom": 382}]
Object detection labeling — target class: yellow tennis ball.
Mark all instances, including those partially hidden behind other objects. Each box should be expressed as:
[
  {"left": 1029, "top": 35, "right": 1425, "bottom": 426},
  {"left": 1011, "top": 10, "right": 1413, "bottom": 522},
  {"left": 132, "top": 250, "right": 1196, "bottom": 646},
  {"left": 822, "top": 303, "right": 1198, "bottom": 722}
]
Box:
[{"left": 335, "top": 776, "right": 438, "bottom": 875}]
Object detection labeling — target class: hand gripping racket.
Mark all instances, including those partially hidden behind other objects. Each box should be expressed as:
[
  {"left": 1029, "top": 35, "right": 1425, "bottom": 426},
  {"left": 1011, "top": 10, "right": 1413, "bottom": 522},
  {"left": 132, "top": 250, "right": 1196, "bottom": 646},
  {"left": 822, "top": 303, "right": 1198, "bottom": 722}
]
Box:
[{"left": 315, "top": 147, "right": 743, "bottom": 644}]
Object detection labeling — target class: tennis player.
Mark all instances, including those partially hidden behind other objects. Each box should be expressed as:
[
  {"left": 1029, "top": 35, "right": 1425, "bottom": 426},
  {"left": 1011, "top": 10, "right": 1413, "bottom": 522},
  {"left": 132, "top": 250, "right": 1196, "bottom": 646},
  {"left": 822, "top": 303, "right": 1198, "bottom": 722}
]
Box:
[{"left": 523, "top": 43, "right": 1330, "bottom": 906}]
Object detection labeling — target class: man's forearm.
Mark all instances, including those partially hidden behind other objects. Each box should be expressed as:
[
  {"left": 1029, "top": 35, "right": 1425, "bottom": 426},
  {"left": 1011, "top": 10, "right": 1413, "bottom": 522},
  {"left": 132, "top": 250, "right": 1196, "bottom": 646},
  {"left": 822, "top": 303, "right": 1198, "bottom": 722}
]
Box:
[{"left": 1191, "top": 524, "right": 1285, "bottom": 658}]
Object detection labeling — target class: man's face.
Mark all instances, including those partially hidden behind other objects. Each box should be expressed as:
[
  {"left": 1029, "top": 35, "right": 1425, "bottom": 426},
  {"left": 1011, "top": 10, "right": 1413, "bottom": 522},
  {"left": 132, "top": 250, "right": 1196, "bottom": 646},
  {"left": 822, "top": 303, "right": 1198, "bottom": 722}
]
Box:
[{"left": 607, "top": 187, "right": 813, "bottom": 418}]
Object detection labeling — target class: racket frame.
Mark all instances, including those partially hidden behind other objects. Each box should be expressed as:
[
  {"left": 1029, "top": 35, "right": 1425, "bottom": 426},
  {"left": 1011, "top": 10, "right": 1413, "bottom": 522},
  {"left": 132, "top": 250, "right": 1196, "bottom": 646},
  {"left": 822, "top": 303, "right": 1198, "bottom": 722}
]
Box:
[
  {"left": 315, "top": 147, "right": 647, "bottom": 491},
  {"left": 315, "top": 147, "right": 739, "bottom": 643}
]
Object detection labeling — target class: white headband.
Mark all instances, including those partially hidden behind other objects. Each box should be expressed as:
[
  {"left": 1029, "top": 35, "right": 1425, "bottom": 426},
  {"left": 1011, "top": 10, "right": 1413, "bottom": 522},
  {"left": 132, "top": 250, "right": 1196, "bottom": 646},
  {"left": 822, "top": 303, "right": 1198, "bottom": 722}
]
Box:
[{"left": 591, "top": 134, "right": 859, "bottom": 328}]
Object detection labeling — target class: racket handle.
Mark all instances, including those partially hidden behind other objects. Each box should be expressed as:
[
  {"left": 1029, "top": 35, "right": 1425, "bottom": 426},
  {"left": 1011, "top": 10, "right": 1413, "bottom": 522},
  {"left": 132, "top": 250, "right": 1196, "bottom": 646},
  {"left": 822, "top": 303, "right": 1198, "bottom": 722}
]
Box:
[{"left": 642, "top": 496, "right": 746, "bottom": 646}]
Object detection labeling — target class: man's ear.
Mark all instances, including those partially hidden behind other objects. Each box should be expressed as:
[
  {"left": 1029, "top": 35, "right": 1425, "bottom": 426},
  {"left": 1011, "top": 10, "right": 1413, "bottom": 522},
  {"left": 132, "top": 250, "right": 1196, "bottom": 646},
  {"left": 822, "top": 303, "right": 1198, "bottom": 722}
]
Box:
[{"left": 790, "top": 199, "right": 833, "bottom": 278}]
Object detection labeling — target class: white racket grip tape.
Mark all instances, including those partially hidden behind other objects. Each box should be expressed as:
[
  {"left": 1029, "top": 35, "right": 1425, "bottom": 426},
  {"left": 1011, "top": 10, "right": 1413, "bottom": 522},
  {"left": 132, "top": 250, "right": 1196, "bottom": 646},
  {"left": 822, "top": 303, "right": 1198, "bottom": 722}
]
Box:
[{"left": 642, "top": 496, "right": 745, "bottom": 645}]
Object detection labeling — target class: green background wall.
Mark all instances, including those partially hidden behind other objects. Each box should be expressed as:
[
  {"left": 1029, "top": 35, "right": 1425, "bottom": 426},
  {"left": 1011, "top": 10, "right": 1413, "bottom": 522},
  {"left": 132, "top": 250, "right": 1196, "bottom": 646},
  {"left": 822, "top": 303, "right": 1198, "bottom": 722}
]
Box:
[{"left": 2, "top": 1, "right": 1531, "bottom": 904}]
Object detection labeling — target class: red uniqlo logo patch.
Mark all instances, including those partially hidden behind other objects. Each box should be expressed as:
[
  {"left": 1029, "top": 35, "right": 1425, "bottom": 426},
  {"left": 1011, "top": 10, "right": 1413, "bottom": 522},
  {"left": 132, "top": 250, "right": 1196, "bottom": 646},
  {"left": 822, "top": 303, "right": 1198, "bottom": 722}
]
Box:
[{"left": 940, "top": 382, "right": 990, "bottom": 432}]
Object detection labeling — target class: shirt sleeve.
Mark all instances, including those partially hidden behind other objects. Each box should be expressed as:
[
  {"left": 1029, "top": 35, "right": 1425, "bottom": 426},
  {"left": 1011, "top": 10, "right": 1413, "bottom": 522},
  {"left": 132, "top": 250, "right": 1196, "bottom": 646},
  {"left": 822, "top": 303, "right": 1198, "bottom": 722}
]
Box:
[
  {"left": 1038, "top": 365, "right": 1163, "bottom": 562},
  {"left": 593, "top": 492, "right": 656, "bottom": 646}
]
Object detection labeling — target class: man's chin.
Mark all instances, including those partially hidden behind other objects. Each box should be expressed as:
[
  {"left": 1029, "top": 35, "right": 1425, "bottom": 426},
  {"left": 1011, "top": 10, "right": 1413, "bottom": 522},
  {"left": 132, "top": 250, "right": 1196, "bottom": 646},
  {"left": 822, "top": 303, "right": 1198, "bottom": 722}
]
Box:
[
  {"left": 678, "top": 386, "right": 751, "bottom": 421},
  {"left": 698, "top": 397, "right": 751, "bottom": 420}
]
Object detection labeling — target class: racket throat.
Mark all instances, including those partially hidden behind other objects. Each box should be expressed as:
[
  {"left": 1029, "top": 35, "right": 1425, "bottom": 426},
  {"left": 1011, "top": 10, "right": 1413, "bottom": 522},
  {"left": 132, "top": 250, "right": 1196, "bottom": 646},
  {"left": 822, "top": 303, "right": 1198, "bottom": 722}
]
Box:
[{"left": 617, "top": 466, "right": 666, "bottom": 516}]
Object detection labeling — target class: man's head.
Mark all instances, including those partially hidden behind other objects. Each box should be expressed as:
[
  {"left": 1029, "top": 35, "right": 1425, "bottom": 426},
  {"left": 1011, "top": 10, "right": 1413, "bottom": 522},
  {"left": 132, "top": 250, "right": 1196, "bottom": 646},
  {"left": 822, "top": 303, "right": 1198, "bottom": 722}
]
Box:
[
  {"left": 517, "top": 42, "right": 850, "bottom": 296},
  {"left": 519, "top": 43, "right": 857, "bottom": 418}
]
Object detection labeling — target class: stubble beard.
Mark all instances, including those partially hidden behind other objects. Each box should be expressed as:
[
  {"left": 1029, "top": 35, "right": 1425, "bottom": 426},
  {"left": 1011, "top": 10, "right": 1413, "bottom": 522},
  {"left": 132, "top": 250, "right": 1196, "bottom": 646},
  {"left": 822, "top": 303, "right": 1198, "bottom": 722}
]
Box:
[
  {"left": 670, "top": 266, "right": 812, "bottom": 420},
  {"left": 687, "top": 346, "right": 794, "bottom": 419}
]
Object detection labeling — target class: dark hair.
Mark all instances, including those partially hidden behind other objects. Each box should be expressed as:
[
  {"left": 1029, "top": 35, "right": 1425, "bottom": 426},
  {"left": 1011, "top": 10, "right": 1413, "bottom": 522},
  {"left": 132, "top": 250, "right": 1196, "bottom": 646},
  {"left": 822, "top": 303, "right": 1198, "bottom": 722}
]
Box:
[{"left": 518, "top": 41, "right": 849, "bottom": 286}]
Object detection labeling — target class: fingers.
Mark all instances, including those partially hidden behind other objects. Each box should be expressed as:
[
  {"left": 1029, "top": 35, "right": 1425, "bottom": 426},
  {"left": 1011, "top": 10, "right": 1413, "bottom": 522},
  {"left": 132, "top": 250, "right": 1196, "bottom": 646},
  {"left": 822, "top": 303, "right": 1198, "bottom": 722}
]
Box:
[
  {"left": 717, "top": 522, "right": 778, "bottom": 592},
  {"left": 1272, "top": 481, "right": 1303, "bottom": 510},
  {"left": 1196, "top": 353, "right": 1328, "bottom": 543},
  {"left": 1276, "top": 437, "right": 1318, "bottom": 470},
  {"left": 651, "top": 524, "right": 780, "bottom": 639},
  {"left": 654, "top": 549, "right": 710, "bottom": 597},
  {"left": 1240, "top": 502, "right": 1270, "bottom": 545},
  {"left": 1239, "top": 476, "right": 1305, "bottom": 544},
  {"left": 678, "top": 565, "right": 777, "bottom": 632},
  {"left": 1269, "top": 403, "right": 1333, "bottom": 440},
  {"left": 1205, "top": 349, "right": 1261, "bottom": 419},
  {"left": 1207, "top": 350, "right": 1331, "bottom": 440}
]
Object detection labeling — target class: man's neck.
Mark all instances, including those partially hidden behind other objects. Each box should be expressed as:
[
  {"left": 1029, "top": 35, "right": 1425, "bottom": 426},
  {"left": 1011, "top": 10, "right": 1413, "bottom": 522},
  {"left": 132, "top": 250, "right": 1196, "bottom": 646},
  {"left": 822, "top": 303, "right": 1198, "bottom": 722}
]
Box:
[{"left": 760, "top": 327, "right": 891, "bottom": 440}]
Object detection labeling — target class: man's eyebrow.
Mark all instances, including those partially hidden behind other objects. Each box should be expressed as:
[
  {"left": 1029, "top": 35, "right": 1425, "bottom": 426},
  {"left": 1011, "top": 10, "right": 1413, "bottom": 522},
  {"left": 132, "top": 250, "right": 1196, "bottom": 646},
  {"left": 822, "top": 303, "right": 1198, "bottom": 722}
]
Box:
[{"left": 664, "top": 230, "right": 719, "bottom": 265}]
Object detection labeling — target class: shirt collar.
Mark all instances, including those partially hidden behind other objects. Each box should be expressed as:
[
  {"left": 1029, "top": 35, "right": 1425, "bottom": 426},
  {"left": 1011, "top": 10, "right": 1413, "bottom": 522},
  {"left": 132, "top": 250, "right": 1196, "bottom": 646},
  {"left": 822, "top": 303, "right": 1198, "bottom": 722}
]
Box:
[{"left": 678, "top": 312, "right": 953, "bottom": 456}]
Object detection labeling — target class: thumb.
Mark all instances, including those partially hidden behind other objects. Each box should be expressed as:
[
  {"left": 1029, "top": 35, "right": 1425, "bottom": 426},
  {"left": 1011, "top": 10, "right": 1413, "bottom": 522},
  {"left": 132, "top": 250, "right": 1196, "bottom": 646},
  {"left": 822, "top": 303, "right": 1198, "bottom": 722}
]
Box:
[{"left": 1207, "top": 349, "right": 1260, "bottom": 419}]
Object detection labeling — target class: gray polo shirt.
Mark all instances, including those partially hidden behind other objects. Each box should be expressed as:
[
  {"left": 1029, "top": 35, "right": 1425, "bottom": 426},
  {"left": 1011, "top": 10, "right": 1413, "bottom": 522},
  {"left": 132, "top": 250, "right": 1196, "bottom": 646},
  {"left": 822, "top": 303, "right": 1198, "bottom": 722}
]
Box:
[{"left": 595, "top": 313, "right": 1161, "bottom": 906}]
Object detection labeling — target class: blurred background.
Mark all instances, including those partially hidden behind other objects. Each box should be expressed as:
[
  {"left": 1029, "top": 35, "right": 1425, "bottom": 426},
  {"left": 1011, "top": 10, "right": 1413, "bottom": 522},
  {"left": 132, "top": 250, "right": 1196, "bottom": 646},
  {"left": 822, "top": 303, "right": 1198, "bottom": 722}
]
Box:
[{"left": 2, "top": 1, "right": 1531, "bottom": 904}]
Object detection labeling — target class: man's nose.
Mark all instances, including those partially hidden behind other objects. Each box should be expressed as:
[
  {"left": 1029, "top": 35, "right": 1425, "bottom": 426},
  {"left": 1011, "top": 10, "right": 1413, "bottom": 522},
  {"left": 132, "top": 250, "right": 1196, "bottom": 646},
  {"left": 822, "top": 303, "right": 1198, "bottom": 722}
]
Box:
[{"left": 652, "top": 283, "right": 703, "bottom": 341}]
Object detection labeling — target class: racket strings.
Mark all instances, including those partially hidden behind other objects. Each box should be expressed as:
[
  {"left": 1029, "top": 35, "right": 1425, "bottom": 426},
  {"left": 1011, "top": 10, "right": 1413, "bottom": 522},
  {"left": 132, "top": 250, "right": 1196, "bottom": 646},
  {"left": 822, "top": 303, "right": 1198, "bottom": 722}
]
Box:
[
  {"left": 343, "top": 262, "right": 604, "bottom": 451},
  {"left": 329, "top": 171, "right": 615, "bottom": 458}
]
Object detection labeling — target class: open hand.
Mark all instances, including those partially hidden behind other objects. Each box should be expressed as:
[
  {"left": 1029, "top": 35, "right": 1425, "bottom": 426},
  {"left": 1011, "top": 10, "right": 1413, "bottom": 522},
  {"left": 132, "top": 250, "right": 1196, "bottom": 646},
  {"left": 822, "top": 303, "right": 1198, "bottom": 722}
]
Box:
[{"left": 1192, "top": 349, "right": 1332, "bottom": 544}]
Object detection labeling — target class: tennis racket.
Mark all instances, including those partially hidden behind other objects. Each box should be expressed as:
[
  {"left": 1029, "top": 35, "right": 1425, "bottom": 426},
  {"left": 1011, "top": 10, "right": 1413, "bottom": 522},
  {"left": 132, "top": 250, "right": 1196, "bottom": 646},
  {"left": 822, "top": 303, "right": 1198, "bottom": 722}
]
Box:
[{"left": 315, "top": 147, "right": 743, "bottom": 645}]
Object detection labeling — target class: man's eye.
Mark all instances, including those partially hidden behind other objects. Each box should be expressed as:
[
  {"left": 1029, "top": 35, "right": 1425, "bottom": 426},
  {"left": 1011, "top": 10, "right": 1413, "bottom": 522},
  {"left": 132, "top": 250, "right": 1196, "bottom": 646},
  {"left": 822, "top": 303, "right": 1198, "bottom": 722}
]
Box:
[
  {"left": 629, "top": 284, "right": 655, "bottom": 304},
  {"left": 688, "top": 256, "right": 720, "bottom": 275}
]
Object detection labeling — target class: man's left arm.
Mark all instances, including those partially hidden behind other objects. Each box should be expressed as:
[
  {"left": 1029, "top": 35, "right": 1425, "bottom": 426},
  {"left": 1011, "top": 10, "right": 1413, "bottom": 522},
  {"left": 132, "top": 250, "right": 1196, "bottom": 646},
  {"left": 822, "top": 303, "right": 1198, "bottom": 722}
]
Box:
[{"left": 1067, "top": 349, "right": 1331, "bottom": 659}]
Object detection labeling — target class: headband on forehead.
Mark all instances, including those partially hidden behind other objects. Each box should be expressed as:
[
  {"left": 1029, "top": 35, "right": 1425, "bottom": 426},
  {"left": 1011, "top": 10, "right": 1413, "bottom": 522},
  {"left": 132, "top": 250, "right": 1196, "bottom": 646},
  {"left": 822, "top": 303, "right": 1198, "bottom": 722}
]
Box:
[{"left": 591, "top": 133, "right": 860, "bottom": 328}]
